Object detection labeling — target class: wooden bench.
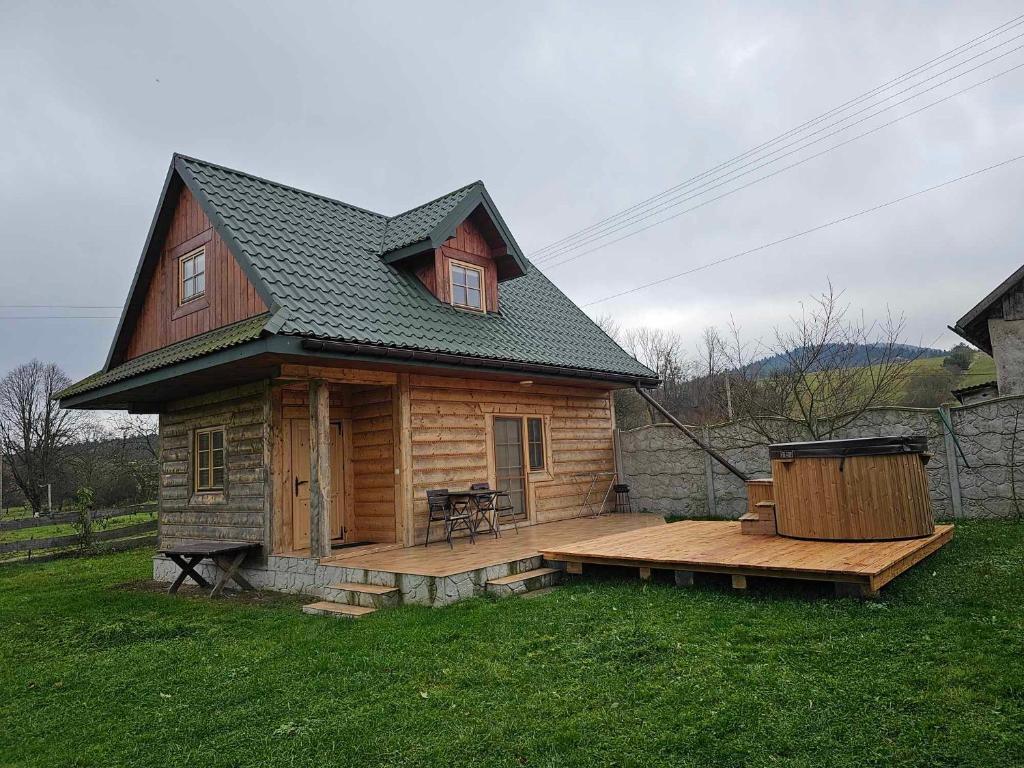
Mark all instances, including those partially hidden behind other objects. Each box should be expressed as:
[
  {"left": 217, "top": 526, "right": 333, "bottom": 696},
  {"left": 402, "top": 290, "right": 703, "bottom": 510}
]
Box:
[{"left": 159, "top": 541, "right": 260, "bottom": 597}]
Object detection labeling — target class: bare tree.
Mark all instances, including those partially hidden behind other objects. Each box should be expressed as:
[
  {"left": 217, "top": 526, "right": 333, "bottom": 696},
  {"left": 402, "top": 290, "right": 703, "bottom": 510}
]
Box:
[
  {"left": 593, "top": 313, "right": 622, "bottom": 345},
  {"left": 722, "top": 284, "right": 917, "bottom": 442},
  {"left": 620, "top": 327, "right": 688, "bottom": 423},
  {"left": 113, "top": 413, "right": 159, "bottom": 462},
  {"left": 0, "top": 360, "right": 88, "bottom": 516}
]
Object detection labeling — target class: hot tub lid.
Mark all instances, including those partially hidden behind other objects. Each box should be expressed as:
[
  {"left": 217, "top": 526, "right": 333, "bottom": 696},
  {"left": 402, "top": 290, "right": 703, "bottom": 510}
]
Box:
[{"left": 769, "top": 435, "right": 928, "bottom": 460}]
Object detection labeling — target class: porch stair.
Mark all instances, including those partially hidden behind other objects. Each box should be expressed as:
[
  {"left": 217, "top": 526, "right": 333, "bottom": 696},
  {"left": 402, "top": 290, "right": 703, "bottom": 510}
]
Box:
[
  {"left": 486, "top": 566, "right": 562, "bottom": 597},
  {"left": 301, "top": 600, "right": 376, "bottom": 619},
  {"left": 324, "top": 581, "right": 401, "bottom": 609}
]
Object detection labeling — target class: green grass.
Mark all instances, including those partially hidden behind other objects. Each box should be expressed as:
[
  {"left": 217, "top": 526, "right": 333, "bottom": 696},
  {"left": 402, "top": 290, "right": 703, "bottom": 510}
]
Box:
[
  {"left": 904, "top": 353, "right": 996, "bottom": 392},
  {"left": 1, "top": 522, "right": 1023, "bottom": 767}
]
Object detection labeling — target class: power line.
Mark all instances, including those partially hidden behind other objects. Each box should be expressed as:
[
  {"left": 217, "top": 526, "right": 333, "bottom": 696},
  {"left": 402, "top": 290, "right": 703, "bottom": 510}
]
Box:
[
  {"left": 536, "top": 37, "right": 1024, "bottom": 265},
  {"left": 530, "top": 12, "right": 1024, "bottom": 259},
  {"left": 0, "top": 316, "right": 120, "bottom": 320},
  {"left": 581, "top": 152, "right": 1024, "bottom": 307},
  {"left": 0, "top": 305, "right": 121, "bottom": 309},
  {"left": 541, "top": 57, "right": 1024, "bottom": 270}
]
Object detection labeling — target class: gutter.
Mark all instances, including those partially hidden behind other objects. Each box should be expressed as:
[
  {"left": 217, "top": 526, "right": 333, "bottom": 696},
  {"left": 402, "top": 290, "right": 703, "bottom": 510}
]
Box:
[
  {"left": 299, "top": 338, "right": 660, "bottom": 386},
  {"left": 633, "top": 383, "right": 750, "bottom": 482}
]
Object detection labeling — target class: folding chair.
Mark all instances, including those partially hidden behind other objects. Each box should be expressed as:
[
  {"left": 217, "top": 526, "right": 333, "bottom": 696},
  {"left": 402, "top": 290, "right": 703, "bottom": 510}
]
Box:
[
  {"left": 470, "top": 482, "right": 500, "bottom": 538},
  {"left": 424, "top": 489, "right": 450, "bottom": 547},
  {"left": 492, "top": 487, "right": 521, "bottom": 534}
]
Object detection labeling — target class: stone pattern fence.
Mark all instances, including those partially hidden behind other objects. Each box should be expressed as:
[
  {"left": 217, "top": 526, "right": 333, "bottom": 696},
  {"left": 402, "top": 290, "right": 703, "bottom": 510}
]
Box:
[{"left": 616, "top": 395, "right": 1024, "bottom": 520}]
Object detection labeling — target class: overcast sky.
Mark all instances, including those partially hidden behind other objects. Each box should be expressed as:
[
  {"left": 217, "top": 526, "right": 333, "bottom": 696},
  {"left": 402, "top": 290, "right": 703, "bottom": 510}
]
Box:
[{"left": 2, "top": 0, "right": 1023, "bottom": 382}]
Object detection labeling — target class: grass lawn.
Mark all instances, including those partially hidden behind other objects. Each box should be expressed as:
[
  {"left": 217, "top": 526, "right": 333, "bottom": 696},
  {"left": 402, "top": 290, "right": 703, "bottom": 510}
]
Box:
[{"left": 1, "top": 522, "right": 1022, "bottom": 768}]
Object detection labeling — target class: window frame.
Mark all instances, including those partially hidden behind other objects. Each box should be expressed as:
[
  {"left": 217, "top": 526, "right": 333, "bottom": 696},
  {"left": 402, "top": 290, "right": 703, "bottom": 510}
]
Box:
[
  {"left": 194, "top": 426, "right": 226, "bottom": 493},
  {"left": 526, "top": 416, "right": 546, "bottom": 472},
  {"left": 178, "top": 246, "right": 207, "bottom": 306},
  {"left": 448, "top": 258, "right": 486, "bottom": 312}
]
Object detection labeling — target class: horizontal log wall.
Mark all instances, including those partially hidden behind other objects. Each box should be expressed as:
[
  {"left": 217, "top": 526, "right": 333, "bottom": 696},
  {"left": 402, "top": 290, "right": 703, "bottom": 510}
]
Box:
[
  {"left": 159, "top": 382, "right": 269, "bottom": 545},
  {"left": 350, "top": 386, "right": 397, "bottom": 543},
  {"left": 408, "top": 374, "right": 616, "bottom": 543}
]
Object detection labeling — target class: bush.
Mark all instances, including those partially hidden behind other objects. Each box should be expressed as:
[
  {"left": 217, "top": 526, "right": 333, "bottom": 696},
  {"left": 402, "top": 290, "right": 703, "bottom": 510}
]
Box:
[{"left": 72, "top": 487, "right": 96, "bottom": 553}]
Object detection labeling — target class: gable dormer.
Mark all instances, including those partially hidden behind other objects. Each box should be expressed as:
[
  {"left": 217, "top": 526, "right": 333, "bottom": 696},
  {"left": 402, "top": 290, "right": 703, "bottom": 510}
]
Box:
[{"left": 380, "top": 183, "right": 527, "bottom": 314}]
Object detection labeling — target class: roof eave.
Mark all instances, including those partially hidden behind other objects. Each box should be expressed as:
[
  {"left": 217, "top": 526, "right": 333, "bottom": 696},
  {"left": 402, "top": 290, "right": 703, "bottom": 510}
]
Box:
[
  {"left": 430, "top": 185, "right": 529, "bottom": 276},
  {"left": 295, "top": 337, "right": 660, "bottom": 387},
  {"left": 956, "top": 262, "right": 1024, "bottom": 330},
  {"left": 60, "top": 337, "right": 274, "bottom": 409},
  {"left": 102, "top": 160, "right": 180, "bottom": 372},
  {"left": 379, "top": 185, "right": 530, "bottom": 278},
  {"left": 948, "top": 323, "right": 993, "bottom": 356}
]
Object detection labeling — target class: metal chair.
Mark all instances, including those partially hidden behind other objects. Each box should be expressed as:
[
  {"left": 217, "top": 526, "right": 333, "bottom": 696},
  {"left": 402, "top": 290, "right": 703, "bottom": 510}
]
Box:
[
  {"left": 470, "top": 482, "right": 500, "bottom": 538},
  {"left": 425, "top": 488, "right": 475, "bottom": 548},
  {"left": 424, "top": 489, "right": 450, "bottom": 547},
  {"left": 613, "top": 483, "right": 633, "bottom": 513},
  {"left": 492, "top": 487, "right": 521, "bottom": 534}
]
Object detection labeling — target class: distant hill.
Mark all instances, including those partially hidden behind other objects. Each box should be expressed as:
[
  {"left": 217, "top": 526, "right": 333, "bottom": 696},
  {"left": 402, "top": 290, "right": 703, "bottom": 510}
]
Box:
[{"left": 749, "top": 344, "right": 946, "bottom": 374}]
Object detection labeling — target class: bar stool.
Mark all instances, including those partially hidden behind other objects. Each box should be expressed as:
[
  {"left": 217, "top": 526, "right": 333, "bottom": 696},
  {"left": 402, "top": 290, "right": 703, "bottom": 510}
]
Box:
[{"left": 613, "top": 483, "right": 633, "bottom": 513}]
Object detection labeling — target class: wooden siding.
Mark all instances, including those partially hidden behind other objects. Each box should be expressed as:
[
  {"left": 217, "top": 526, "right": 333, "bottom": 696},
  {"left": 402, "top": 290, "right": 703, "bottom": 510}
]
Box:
[
  {"left": 270, "top": 381, "right": 397, "bottom": 552},
  {"left": 407, "top": 374, "right": 616, "bottom": 543},
  {"left": 416, "top": 218, "right": 500, "bottom": 313},
  {"left": 349, "top": 386, "right": 397, "bottom": 542},
  {"left": 123, "top": 185, "right": 266, "bottom": 361},
  {"left": 158, "top": 382, "right": 269, "bottom": 545}
]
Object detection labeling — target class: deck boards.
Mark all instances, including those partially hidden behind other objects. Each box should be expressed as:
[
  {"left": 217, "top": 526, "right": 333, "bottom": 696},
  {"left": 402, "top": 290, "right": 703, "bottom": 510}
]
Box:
[
  {"left": 541, "top": 521, "right": 954, "bottom": 590},
  {"left": 322, "top": 514, "right": 665, "bottom": 577}
]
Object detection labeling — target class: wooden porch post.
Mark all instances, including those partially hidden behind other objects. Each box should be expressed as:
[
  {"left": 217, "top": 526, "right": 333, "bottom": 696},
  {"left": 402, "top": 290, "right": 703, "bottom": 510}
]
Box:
[{"left": 308, "top": 379, "right": 332, "bottom": 559}]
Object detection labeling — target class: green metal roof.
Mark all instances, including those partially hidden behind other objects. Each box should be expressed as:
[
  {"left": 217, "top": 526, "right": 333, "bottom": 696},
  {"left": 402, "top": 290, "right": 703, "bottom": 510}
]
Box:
[
  {"left": 58, "top": 314, "right": 270, "bottom": 399},
  {"left": 64, "top": 156, "right": 656, "bottom": 403},
  {"left": 177, "top": 156, "right": 655, "bottom": 380},
  {"left": 380, "top": 182, "right": 478, "bottom": 253}
]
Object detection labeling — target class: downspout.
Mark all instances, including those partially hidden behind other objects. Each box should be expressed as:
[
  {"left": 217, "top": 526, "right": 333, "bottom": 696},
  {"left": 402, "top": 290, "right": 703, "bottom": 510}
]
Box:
[{"left": 633, "top": 383, "right": 750, "bottom": 482}]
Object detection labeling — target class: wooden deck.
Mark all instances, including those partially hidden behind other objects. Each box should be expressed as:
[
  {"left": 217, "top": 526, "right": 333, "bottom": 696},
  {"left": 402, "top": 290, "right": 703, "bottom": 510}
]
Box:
[
  {"left": 541, "top": 521, "right": 954, "bottom": 595},
  {"left": 321, "top": 514, "right": 666, "bottom": 577}
]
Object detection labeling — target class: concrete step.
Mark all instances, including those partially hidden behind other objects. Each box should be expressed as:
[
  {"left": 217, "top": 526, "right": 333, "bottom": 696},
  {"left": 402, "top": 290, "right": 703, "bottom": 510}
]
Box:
[
  {"left": 486, "top": 567, "right": 562, "bottom": 597},
  {"left": 324, "top": 581, "right": 401, "bottom": 609},
  {"left": 301, "top": 601, "right": 376, "bottom": 619}
]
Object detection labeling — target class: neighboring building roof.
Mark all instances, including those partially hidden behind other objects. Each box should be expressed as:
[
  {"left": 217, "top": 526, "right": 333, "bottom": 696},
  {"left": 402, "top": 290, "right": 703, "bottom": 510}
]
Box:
[
  {"left": 951, "top": 262, "right": 1024, "bottom": 355},
  {"left": 173, "top": 155, "right": 653, "bottom": 379},
  {"left": 951, "top": 379, "right": 999, "bottom": 405},
  {"left": 58, "top": 314, "right": 270, "bottom": 399}
]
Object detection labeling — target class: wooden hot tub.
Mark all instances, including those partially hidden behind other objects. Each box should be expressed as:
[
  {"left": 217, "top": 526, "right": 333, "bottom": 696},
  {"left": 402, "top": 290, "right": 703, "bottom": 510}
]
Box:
[{"left": 769, "top": 436, "right": 935, "bottom": 541}]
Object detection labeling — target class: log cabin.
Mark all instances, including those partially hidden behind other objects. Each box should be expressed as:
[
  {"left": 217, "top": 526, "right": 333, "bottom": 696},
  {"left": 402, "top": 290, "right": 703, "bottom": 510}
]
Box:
[{"left": 57, "top": 154, "right": 660, "bottom": 608}]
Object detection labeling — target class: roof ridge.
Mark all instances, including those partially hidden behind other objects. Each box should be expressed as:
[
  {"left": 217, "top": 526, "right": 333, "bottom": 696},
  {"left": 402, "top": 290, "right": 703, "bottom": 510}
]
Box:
[
  {"left": 386, "top": 179, "right": 483, "bottom": 220},
  {"left": 174, "top": 153, "right": 389, "bottom": 221}
]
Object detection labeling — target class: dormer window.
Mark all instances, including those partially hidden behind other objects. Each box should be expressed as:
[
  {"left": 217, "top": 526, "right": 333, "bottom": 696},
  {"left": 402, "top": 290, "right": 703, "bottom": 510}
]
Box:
[
  {"left": 179, "top": 246, "right": 206, "bottom": 304},
  {"left": 449, "top": 260, "right": 484, "bottom": 312}
]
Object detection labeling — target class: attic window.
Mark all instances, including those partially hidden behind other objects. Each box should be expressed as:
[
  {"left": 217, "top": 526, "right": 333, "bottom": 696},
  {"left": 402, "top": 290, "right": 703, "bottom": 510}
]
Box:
[
  {"left": 449, "top": 260, "right": 484, "bottom": 311},
  {"left": 179, "top": 247, "right": 206, "bottom": 304}
]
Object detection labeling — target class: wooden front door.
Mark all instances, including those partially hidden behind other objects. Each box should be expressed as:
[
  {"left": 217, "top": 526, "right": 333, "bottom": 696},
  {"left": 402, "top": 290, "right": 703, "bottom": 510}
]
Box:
[
  {"left": 287, "top": 418, "right": 345, "bottom": 552},
  {"left": 494, "top": 417, "right": 528, "bottom": 519}
]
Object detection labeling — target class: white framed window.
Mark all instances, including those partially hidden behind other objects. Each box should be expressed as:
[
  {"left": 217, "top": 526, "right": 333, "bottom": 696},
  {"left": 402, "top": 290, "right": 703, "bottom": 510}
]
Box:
[
  {"left": 449, "top": 260, "right": 484, "bottom": 311},
  {"left": 179, "top": 246, "right": 206, "bottom": 305}
]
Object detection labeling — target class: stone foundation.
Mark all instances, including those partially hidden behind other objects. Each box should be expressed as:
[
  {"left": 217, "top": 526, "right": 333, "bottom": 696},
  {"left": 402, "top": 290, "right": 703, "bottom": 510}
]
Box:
[{"left": 153, "top": 551, "right": 553, "bottom": 607}]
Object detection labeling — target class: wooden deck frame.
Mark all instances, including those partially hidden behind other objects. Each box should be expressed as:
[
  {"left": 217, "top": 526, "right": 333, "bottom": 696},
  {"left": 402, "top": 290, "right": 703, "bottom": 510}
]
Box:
[{"left": 541, "top": 521, "right": 954, "bottom": 595}]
